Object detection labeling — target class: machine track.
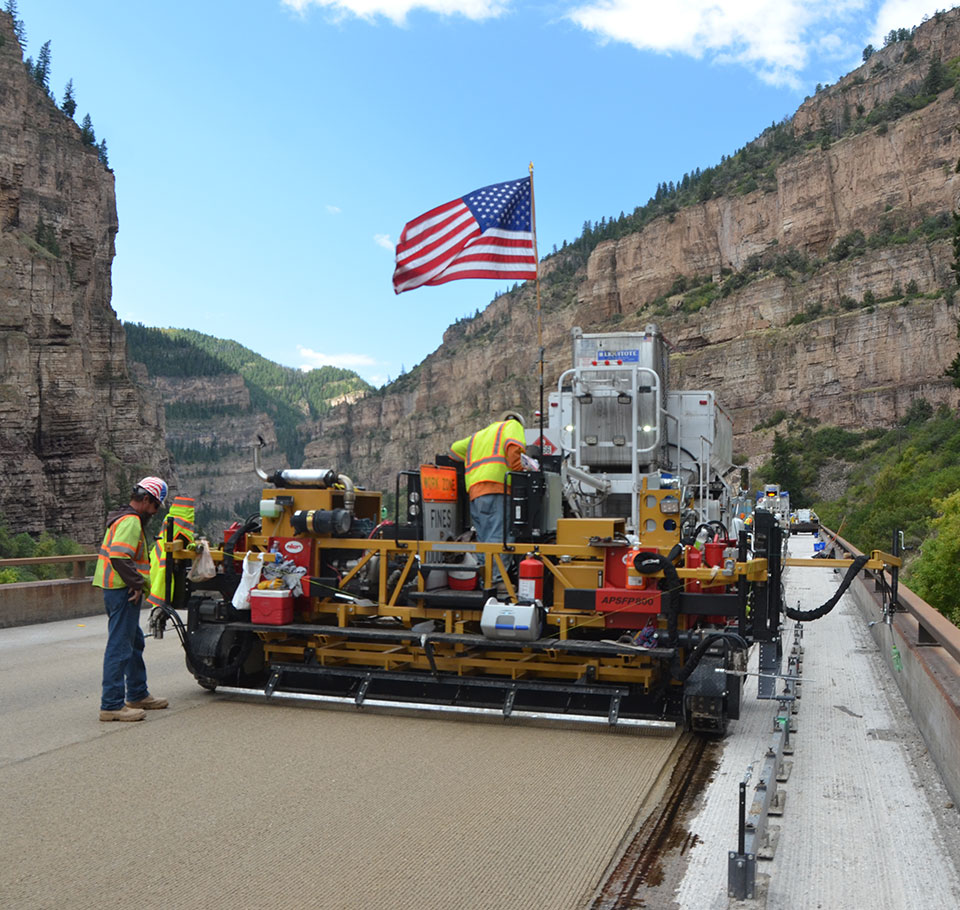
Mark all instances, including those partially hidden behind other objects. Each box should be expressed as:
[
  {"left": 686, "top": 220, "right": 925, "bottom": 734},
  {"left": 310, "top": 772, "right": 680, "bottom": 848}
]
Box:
[{"left": 590, "top": 734, "right": 719, "bottom": 909}]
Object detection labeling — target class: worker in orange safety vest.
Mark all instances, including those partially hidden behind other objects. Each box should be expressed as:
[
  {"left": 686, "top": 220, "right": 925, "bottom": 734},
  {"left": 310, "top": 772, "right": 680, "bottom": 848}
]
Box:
[
  {"left": 92, "top": 476, "right": 170, "bottom": 722},
  {"left": 449, "top": 410, "right": 530, "bottom": 583}
]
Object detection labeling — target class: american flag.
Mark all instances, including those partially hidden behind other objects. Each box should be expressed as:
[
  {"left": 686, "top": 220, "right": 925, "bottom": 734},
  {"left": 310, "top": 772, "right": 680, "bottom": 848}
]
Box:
[{"left": 393, "top": 176, "right": 538, "bottom": 294}]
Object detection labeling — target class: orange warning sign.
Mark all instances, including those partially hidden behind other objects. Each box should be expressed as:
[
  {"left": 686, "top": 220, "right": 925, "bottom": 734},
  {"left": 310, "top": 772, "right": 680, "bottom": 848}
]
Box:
[{"left": 420, "top": 464, "right": 458, "bottom": 502}]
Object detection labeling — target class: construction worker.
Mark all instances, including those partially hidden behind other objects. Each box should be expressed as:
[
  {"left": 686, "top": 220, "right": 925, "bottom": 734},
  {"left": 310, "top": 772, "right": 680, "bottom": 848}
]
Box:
[
  {"left": 92, "top": 476, "right": 170, "bottom": 722},
  {"left": 449, "top": 410, "right": 528, "bottom": 583},
  {"left": 145, "top": 494, "right": 196, "bottom": 609}
]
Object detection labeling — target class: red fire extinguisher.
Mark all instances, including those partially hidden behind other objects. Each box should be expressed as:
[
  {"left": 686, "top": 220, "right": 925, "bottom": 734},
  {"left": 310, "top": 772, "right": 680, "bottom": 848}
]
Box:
[{"left": 518, "top": 553, "right": 544, "bottom": 602}]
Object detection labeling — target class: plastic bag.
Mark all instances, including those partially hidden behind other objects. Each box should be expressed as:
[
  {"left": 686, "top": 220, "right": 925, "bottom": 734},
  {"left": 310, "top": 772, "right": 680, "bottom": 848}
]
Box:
[
  {"left": 187, "top": 537, "right": 216, "bottom": 582},
  {"left": 232, "top": 551, "right": 265, "bottom": 610}
]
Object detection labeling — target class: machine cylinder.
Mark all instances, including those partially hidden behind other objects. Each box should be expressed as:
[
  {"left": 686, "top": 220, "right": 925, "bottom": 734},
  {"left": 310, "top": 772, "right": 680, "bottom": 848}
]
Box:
[{"left": 291, "top": 508, "right": 352, "bottom": 537}]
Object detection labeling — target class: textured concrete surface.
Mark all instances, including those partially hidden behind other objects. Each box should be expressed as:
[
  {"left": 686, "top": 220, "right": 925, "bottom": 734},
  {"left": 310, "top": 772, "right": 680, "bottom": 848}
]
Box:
[
  {"left": 673, "top": 535, "right": 960, "bottom": 910},
  {"left": 0, "top": 611, "right": 681, "bottom": 910}
]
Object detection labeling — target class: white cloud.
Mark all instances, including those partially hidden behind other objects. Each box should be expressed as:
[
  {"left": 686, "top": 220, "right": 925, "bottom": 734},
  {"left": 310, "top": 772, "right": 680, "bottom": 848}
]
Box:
[
  {"left": 326, "top": 204, "right": 342, "bottom": 214},
  {"left": 298, "top": 346, "right": 379, "bottom": 370},
  {"left": 281, "top": 0, "right": 508, "bottom": 25},
  {"left": 565, "top": 0, "right": 872, "bottom": 88},
  {"left": 868, "top": 1, "right": 940, "bottom": 48},
  {"left": 374, "top": 233, "right": 394, "bottom": 250}
]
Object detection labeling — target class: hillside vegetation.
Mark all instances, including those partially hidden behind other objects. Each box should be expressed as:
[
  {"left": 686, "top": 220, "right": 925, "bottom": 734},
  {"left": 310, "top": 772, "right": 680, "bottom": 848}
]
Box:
[
  {"left": 0, "top": 515, "right": 89, "bottom": 582},
  {"left": 124, "top": 323, "right": 372, "bottom": 464},
  {"left": 758, "top": 403, "right": 960, "bottom": 624}
]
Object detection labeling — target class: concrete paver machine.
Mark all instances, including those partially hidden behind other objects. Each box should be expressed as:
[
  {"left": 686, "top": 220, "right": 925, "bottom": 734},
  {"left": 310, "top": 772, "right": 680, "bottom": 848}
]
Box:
[{"left": 153, "top": 327, "right": 900, "bottom": 733}]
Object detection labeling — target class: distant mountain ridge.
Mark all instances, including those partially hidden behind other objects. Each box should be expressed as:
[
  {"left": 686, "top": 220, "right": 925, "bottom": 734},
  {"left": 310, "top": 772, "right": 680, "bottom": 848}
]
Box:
[{"left": 123, "top": 325, "right": 371, "bottom": 527}]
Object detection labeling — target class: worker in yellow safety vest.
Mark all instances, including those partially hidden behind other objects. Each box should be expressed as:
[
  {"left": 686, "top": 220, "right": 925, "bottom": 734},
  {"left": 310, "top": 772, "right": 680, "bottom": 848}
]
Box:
[
  {"left": 449, "top": 410, "right": 529, "bottom": 583},
  {"left": 146, "top": 494, "right": 196, "bottom": 609},
  {"left": 92, "top": 476, "right": 170, "bottom": 722}
]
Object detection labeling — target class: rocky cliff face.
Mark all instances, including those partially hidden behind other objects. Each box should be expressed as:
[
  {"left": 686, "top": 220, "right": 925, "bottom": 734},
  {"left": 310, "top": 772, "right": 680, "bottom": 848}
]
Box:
[
  {"left": 0, "top": 13, "right": 169, "bottom": 545},
  {"left": 304, "top": 11, "right": 960, "bottom": 492},
  {"left": 152, "top": 373, "right": 283, "bottom": 522}
]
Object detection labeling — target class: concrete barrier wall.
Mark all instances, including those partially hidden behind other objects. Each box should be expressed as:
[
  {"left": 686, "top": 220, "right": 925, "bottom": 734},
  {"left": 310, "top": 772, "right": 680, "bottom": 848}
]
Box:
[
  {"left": 0, "top": 578, "right": 103, "bottom": 629},
  {"left": 850, "top": 575, "right": 960, "bottom": 807}
]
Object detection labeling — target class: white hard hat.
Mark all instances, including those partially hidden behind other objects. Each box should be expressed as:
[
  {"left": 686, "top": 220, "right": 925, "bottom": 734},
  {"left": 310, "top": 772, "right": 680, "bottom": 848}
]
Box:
[{"left": 135, "top": 476, "right": 168, "bottom": 506}]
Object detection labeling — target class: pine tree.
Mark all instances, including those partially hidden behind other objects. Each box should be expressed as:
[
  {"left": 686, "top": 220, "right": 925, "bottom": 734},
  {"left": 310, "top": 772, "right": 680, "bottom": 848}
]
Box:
[
  {"left": 33, "top": 40, "right": 52, "bottom": 93},
  {"left": 97, "top": 138, "right": 109, "bottom": 168},
  {"left": 61, "top": 78, "right": 76, "bottom": 118},
  {"left": 4, "top": 1, "right": 26, "bottom": 46},
  {"left": 79, "top": 113, "right": 95, "bottom": 145},
  {"left": 922, "top": 57, "right": 949, "bottom": 96}
]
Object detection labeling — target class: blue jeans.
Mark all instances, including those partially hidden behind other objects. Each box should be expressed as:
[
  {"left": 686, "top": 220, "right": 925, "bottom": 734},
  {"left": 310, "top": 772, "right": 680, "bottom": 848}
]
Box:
[
  {"left": 101, "top": 587, "right": 149, "bottom": 710},
  {"left": 471, "top": 493, "right": 513, "bottom": 583}
]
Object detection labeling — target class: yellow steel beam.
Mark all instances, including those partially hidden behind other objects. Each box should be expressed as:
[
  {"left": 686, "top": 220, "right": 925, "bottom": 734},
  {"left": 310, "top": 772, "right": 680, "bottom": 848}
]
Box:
[{"left": 783, "top": 552, "right": 900, "bottom": 570}]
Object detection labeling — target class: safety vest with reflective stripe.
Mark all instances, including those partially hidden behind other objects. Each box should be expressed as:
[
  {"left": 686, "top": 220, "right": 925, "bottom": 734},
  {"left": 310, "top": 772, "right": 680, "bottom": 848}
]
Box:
[
  {"left": 449, "top": 419, "right": 525, "bottom": 491},
  {"left": 92, "top": 514, "right": 150, "bottom": 590},
  {"left": 167, "top": 495, "right": 196, "bottom": 545},
  {"left": 146, "top": 538, "right": 167, "bottom": 608},
  {"left": 146, "top": 495, "right": 196, "bottom": 606}
]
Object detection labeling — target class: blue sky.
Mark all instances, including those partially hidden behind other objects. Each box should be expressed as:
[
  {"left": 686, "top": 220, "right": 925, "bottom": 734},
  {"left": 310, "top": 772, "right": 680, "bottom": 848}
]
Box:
[{"left": 15, "top": 0, "right": 945, "bottom": 385}]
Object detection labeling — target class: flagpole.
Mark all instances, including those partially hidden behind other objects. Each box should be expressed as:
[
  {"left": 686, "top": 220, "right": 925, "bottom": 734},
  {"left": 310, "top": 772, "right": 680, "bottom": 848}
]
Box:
[{"left": 529, "top": 161, "right": 544, "bottom": 457}]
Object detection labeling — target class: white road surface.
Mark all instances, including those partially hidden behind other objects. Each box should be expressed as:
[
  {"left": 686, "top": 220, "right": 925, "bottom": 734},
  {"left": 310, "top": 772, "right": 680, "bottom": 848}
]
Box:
[{"left": 673, "top": 534, "right": 960, "bottom": 909}]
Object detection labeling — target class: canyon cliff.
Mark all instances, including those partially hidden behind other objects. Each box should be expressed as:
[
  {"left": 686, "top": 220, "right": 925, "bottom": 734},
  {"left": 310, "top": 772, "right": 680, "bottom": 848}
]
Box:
[
  {"left": 0, "top": 13, "right": 170, "bottom": 545},
  {"left": 302, "top": 11, "right": 960, "bottom": 493},
  {"left": 5, "top": 10, "right": 960, "bottom": 537}
]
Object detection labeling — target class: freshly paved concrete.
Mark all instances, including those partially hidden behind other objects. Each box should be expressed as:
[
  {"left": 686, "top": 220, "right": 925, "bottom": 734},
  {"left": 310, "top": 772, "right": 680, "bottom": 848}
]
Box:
[
  {"left": 673, "top": 535, "right": 960, "bottom": 909},
  {"left": 5, "top": 544, "right": 959, "bottom": 910},
  {"left": 0, "top": 610, "right": 681, "bottom": 910}
]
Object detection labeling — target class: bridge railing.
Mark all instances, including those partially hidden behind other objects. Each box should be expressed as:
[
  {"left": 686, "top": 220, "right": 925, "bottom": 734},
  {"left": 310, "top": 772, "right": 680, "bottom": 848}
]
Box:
[
  {"left": 823, "top": 527, "right": 960, "bottom": 661},
  {"left": 0, "top": 553, "right": 97, "bottom": 579}
]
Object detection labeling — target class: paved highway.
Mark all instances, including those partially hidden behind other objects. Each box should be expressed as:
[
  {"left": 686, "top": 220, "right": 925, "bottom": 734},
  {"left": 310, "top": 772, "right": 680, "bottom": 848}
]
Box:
[
  {"left": 0, "top": 608, "right": 683, "bottom": 910},
  {"left": 4, "top": 536, "right": 960, "bottom": 909}
]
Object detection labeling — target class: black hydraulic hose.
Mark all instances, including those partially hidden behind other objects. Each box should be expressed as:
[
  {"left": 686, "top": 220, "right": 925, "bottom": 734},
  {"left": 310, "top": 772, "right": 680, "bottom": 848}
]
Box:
[
  {"left": 672, "top": 631, "right": 749, "bottom": 683},
  {"left": 784, "top": 554, "right": 870, "bottom": 621},
  {"left": 633, "top": 552, "right": 682, "bottom": 646},
  {"left": 153, "top": 603, "right": 253, "bottom": 681},
  {"left": 223, "top": 513, "right": 262, "bottom": 577}
]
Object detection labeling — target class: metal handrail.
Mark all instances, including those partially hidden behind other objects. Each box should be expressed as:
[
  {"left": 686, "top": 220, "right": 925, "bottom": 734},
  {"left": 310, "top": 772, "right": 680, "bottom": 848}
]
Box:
[
  {"left": 823, "top": 527, "right": 960, "bottom": 665},
  {"left": 0, "top": 554, "right": 97, "bottom": 579}
]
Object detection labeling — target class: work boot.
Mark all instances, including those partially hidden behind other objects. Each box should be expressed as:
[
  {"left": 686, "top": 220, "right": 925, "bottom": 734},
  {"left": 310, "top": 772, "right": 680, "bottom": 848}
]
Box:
[
  {"left": 99, "top": 705, "right": 146, "bottom": 722},
  {"left": 125, "top": 695, "right": 168, "bottom": 710}
]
